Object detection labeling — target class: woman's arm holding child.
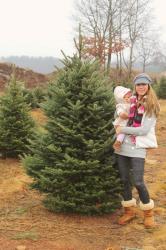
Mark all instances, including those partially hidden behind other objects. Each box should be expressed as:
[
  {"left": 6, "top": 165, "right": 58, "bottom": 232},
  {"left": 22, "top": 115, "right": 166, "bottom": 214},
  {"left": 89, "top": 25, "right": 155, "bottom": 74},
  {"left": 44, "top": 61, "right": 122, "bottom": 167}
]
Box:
[{"left": 116, "top": 115, "right": 156, "bottom": 136}]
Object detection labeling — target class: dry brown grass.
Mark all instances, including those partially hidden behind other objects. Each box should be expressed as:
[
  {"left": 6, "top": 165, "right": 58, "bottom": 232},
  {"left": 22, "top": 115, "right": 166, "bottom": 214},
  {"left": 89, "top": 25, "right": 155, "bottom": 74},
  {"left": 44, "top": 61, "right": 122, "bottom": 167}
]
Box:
[{"left": 30, "top": 108, "right": 47, "bottom": 126}]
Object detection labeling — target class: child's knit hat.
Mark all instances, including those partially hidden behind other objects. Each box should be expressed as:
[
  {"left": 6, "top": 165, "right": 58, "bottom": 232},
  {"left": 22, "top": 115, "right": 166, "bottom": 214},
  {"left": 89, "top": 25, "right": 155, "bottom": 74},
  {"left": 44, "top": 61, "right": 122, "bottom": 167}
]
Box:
[{"left": 114, "top": 86, "right": 131, "bottom": 103}]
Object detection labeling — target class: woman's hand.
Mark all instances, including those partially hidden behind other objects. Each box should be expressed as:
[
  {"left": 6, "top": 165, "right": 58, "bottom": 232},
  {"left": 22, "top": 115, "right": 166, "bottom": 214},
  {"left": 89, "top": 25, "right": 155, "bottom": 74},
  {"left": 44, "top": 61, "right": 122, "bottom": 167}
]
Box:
[{"left": 116, "top": 126, "right": 122, "bottom": 135}]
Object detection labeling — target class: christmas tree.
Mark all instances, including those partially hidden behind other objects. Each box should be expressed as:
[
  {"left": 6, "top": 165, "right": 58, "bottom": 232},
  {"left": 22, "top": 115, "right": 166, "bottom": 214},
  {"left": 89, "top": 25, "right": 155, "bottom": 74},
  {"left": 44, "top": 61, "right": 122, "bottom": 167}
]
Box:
[
  {"left": 0, "top": 74, "right": 35, "bottom": 158},
  {"left": 23, "top": 56, "right": 122, "bottom": 215}
]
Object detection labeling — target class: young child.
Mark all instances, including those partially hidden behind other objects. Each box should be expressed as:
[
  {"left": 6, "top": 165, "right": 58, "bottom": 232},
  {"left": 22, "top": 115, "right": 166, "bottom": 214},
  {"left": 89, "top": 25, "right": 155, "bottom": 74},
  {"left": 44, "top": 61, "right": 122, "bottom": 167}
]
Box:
[{"left": 113, "top": 86, "right": 132, "bottom": 151}]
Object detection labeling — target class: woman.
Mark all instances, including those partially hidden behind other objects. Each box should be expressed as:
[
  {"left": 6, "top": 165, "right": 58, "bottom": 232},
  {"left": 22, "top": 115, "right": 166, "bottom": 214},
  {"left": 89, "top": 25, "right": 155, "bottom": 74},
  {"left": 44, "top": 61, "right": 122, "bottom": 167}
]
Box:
[{"left": 115, "top": 73, "right": 160, "bottom": 228}]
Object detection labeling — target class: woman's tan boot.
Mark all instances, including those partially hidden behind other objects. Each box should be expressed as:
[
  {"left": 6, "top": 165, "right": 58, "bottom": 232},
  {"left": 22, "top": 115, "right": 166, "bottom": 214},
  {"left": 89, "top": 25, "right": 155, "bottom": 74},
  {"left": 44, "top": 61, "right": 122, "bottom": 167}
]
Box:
[
  {"left": 118, "top": 198, "right": 137, "bottom": 225},
  {"left": 140, "top": 199, "right": 155, "bottom": 228}
]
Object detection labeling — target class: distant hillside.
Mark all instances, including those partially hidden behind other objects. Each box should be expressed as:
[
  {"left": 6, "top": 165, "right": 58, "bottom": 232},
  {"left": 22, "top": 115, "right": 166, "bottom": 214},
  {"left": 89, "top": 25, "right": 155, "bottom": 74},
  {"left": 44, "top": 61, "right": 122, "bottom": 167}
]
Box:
[
  {"left": 133, "top": 63, "right": 166, "bottom": 73},
  {"left": 1, "top": 55, "right": 165, "bottom": 75},
  {"left": 0, "top": 56, "right": 64, "bottom": 74},
  {"left": 0, "top": 62, "right": 48, "bottom": 91}
]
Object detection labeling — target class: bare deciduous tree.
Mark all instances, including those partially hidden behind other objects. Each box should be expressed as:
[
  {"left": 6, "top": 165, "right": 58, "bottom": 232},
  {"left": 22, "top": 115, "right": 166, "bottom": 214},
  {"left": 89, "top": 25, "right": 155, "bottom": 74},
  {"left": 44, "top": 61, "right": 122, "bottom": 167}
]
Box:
[
  {"left": 136, "top": 34, "right": 157, "bottom": 72},
  {"left": 73, "top": 0, "right": 123, "bottom": 69},
  {"left": 73, "top": 0, "right": 154, "bottom": 78},
  {"left": 124, "top": 0, "right": 151, "bottom": 78}
]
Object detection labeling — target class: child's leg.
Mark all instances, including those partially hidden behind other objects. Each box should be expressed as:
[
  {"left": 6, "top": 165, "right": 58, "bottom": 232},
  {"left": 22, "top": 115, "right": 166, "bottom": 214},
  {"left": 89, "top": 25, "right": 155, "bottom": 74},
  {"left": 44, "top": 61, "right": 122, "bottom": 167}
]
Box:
[{"left": 117, "top": 133, "right": 125, "bottom": 142}]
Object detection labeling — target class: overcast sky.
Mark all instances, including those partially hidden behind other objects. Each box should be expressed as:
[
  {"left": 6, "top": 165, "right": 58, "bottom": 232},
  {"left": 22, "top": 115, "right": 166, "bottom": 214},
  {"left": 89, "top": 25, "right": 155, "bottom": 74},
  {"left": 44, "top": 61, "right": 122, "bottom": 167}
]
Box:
[{"left": 0, "top": 0, "right": 165, "bottom": 58}]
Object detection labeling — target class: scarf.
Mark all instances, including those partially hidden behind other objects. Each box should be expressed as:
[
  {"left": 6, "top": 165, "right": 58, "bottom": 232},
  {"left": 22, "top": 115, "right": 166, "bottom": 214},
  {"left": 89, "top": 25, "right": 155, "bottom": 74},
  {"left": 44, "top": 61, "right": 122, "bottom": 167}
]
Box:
[{"left": 127, "top": 95, "right": 146, "bottom": 143}]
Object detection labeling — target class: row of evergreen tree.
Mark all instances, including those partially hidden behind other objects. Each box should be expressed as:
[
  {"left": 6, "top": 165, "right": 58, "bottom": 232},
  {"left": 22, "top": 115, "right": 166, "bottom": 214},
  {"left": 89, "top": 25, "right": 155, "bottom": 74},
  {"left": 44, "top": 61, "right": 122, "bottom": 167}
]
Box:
[
  {"left": 155, "top": 77, "right": 166, "bottom": 99},
  {"left": 1, "top": 56, "right": 123, "bottom": 215}
]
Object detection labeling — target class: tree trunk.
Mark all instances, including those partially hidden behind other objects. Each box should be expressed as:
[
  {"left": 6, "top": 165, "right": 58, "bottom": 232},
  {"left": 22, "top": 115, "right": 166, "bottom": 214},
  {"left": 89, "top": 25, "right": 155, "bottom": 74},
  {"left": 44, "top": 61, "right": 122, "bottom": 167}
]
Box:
[
  {"left": 107, "top": 0, "right": 113, "bottom": 74},
  {"left": 119, "top": 0, "right": 122, "bottom": 77},
  {"left": 128, "top": 45, "right": 133, "bottom": 79}
]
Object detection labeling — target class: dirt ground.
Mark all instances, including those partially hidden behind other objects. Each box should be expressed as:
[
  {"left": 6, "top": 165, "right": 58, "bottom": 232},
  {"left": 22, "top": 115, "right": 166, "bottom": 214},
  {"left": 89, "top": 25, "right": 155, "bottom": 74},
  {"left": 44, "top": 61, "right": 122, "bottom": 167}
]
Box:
[{"left": 0, "top": 100, "right": 166, "bottom": 250}]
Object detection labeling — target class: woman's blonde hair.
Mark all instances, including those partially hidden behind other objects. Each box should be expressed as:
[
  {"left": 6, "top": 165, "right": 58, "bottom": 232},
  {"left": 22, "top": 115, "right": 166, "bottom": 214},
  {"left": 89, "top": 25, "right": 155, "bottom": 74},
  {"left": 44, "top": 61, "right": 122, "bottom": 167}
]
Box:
[{"left": 135, "top": 85, "right": 160, "bottom": 117}]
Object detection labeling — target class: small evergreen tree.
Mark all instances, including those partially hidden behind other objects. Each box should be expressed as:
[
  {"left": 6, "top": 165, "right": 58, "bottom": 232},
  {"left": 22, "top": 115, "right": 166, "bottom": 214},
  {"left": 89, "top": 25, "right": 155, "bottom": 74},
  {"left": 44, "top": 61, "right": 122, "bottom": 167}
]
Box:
[
  {"left": 152, "top": 77, "right": 159, "bottom": 96},
  {"left": 158, "top": 77, "right": 166, "bottom": 99},
  {"left": 0, "top": 75, "right": 35, "bottom": 157},
  {"left": 23, "top": 56, "right": 122, "bottom": 215},
  {"left": 23, "top": 87, "right": 47, "bottom": 108}
]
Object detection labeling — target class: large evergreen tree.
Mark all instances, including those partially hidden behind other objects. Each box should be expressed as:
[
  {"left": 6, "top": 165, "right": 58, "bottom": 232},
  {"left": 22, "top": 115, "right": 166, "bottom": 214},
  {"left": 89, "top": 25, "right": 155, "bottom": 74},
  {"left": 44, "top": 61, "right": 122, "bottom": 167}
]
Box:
[
  {"left": 23, "top": 56, "right": 122, "bottom": 215},
  {"left": 0, "top": 75, "right": 35, "bottom": 157}
]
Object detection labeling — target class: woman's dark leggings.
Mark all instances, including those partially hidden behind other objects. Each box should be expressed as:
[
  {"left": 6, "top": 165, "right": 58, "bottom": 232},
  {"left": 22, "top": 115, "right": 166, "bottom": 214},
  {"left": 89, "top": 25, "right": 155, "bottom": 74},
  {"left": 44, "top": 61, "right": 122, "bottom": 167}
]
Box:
[{"left": 116, "top": 154, "right": 150, "bottom": 204}]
